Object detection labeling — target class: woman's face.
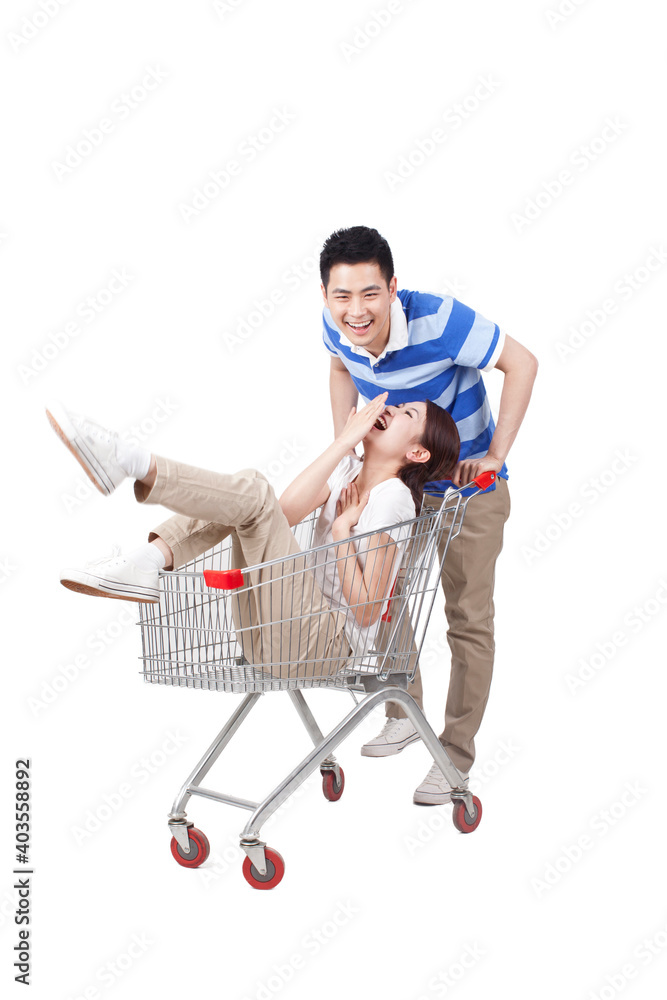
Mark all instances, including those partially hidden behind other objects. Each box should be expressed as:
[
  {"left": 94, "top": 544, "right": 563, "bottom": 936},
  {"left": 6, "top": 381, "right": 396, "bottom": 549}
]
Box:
[{"left": 364, "top": 401, "right": 428, "bottom": 462}]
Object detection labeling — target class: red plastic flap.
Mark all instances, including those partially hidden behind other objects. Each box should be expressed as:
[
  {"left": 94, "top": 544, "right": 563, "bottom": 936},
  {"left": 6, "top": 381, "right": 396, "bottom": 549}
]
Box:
[
  {"left": 472, "top": 470, "right": 497, "bottom": 490},
  {"left": 381, "top": 578, "right": 398, "bottom": 622},
  {"left": 204, "top": 569, "right": 244, "bottom": 590}
]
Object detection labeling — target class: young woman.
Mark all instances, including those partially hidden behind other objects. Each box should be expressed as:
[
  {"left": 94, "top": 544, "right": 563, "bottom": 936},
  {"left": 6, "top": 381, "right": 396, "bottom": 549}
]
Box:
[{"left": 47, "top": 393, "right": 459, "bottom": 677}]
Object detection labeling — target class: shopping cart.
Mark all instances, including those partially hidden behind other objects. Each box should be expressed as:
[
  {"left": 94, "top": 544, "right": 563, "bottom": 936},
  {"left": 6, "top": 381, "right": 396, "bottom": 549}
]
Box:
[{"left": 138, "top": 470, "right": 497, "bottom": 888}]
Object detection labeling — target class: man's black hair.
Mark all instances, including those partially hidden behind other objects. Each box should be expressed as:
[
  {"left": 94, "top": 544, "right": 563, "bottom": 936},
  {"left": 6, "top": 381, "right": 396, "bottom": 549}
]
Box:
[{"left": 320, "top": 226, "right": 394, "bottom": 290}]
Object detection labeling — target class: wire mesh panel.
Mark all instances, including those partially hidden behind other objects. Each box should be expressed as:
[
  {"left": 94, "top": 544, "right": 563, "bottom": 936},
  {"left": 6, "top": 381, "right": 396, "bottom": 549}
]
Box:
[{"left": 139, "top": 495, "right": 465, "bottom": 694}]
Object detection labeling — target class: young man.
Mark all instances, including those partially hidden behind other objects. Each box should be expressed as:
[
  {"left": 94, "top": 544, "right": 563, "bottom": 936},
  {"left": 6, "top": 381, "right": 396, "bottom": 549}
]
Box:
[{"left": 320, "top": 225, "right": 538, "bottom": 804}]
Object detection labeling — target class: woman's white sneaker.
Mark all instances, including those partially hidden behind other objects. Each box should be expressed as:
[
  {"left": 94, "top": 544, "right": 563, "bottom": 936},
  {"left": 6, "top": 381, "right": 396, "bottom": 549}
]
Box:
[
  {"left": 60, "top": 548, "right": 160, "bottom": 603},
  {"left": 46, "top": 403, "right": 127, "bottom": 496},
  {"left": 361, "top": 718, "right": 420, "bottom": 756},
  {"left": 413, "top": 761, "right": 469, "bottom": 805}
]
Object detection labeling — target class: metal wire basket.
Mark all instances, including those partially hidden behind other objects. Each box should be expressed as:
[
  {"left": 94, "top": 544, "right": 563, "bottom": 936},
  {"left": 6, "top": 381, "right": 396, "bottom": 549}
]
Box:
[{"left": 136, "top": 471, "right": 499, "bottom": 886}]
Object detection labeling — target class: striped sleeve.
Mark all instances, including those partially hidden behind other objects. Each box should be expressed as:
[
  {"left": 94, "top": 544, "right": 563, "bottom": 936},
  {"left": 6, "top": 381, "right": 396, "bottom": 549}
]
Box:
[
  {"left": 445, "top": 299, "right": 505, "bottom": 372},
  {"left": 322, "top": 313, "right": 342, "bottom": 357},
  {"left": 322, "top": 323, "right": 338, "bottom": 356}
]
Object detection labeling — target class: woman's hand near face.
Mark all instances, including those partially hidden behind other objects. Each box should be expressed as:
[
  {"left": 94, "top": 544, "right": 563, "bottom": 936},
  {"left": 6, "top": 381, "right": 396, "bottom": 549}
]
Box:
[
  {"left": 336, "top": 393, "right": 388, "bottom": 452},
  {"left": 279, "top": 395, "right": 388, "bottom": 529}
]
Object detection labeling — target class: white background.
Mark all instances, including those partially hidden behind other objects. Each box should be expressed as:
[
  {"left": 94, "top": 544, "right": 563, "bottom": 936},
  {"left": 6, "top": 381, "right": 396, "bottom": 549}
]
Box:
[{"left": 3, "top": 1, "right": 666, "bottom": 997}]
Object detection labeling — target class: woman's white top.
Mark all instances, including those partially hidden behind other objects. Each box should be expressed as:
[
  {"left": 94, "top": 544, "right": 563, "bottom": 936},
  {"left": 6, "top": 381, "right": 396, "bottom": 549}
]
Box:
[{"left": 309, "top": 456, "right": 416, "bottom": 657}]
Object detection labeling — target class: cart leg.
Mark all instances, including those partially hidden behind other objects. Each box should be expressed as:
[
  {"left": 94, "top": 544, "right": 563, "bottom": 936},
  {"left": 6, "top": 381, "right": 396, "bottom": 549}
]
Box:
[
  {"left": 168, "top": 692, "right": 262, "bottom": 840},
  {"left": 242, "top": 686, "right": 471, "bottom": 838},
  {"left": 288, "top": 689, "right": 343, "bottom": 797},
  {"left": 391, "top": 689, "right": 477, "bottom": 816},
  {"left": 288, "top": 689, "right": 326, "bottom": 744},
  {"left": 288, "top": 689, "right": 339, "bottom": 769},
  {"left": 239, "top": 685, "right": 474, "bottom": 875},
  {"left": 238, "top": 687, "right": 394, "bottom": 837}
]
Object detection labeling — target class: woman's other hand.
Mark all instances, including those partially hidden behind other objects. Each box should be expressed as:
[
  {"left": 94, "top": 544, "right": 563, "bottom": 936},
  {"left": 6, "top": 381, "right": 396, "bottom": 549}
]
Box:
[{"left": 332, "top": 482, "right": 370, "bottom": 537}]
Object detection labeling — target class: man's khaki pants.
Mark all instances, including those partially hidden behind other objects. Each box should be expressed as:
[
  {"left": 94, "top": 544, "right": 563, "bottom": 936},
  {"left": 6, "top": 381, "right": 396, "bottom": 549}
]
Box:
[
  {"left": 386, "top": 479, "right": 511, "bottom": 772},
  {"left": 135, "top": 456, "right": 349, "bottom": 678}
]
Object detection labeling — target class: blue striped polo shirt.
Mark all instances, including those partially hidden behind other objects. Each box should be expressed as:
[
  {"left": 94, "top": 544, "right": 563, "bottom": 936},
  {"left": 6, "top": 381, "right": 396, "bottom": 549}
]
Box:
[{"left": 322, "top": 289, "right": 508, "bottom": 494}]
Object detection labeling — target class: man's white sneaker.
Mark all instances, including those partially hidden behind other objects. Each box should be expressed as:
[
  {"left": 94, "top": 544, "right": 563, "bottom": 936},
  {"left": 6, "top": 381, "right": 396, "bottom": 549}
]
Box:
[
  {"left": 413, "top": 761, "right": 469, "bottom": 805},
  {"left": 361, "top": 718, "right": 420, "bottom": 757},
  {"left": 46, "top": 403, "right": 127, "bottom": 496},
  {"left": 60, "top": 548, "right": 160, "bottom": 603}
]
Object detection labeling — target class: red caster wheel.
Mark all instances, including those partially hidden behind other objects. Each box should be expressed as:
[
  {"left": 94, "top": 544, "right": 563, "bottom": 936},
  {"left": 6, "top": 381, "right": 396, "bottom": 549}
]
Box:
[
  {"left": 242, "top": 847, "right": 285, "bottom": 890},
  {"left": 321, "top": 766, "right": 345, "bottom": 802},
  {"left": 170, "top": 827, "right": 210, "bottom": 868},
  {"left": 452, "top": 795, "right": 482, "bottom": 834}
]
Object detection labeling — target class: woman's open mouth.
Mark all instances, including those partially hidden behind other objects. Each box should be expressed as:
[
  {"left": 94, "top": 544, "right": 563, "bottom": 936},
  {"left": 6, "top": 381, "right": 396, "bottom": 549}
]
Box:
[
  {"left": 345, "top": 319, "right": 372, "bottom": 335},
  {"left": 373, "top": 413, "right": 389, "bottom": 431}
]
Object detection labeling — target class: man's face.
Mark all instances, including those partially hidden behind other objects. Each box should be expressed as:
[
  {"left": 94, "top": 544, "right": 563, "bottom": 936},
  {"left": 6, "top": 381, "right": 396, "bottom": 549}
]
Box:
[{"left": 322, "top": 262, "right": 397, "bottom": 357}]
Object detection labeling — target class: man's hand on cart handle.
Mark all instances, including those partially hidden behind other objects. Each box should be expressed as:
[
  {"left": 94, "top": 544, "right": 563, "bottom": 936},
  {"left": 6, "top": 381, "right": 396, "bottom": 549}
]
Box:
[
  {"left": 336, "top": 393, "right": 388, "bottom": 453},
  {"left": 452, "top": 454, "right": 503, "bottom": 488}
]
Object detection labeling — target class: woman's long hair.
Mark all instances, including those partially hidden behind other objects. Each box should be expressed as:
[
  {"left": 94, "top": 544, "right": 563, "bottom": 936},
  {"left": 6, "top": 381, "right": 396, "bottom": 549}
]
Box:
[{"left": 398, "top": 400, "right": 460, "bottom": 513}]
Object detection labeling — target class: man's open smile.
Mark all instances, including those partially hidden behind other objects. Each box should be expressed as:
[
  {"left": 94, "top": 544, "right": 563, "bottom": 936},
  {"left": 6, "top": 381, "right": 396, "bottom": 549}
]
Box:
[{"left": 345, "top": 319, "right": 373, "bottom": 334}]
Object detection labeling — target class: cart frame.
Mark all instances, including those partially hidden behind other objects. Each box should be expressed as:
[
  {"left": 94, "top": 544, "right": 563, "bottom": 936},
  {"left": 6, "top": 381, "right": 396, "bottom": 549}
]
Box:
[{"left": 138, "top": 471, "right": 497, "bottom": 886}]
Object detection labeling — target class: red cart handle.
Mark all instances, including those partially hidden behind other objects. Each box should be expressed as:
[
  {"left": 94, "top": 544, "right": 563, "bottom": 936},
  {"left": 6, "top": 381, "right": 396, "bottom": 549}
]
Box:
[
  {"left": 471, "top": 470, "right": 496, "bottom": 490},
  {"left": 204, "top": 569, "right": 244, "bottom": 590}
]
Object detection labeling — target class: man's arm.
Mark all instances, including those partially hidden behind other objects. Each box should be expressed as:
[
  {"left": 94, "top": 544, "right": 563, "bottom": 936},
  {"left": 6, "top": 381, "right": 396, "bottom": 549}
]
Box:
[
  {"left": 453, "top": 334, "right": 538, "bottom": 486},
  {"left": 330, "top": 355, "right": 359, "bottom": 438}
]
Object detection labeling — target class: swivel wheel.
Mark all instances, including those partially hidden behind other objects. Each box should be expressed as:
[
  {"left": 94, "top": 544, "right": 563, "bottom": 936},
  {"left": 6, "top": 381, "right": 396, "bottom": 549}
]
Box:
[
  {"left": 452, "top": 795, "right": 482, "bottom": 834},
  {"left": 242, "top": 847, "right": 285, "bottom": 889},
  {"left": 170, "top": 826, "right": 210, "bottom": 868},
  {"left": 321, "top": 766, "right": 345, "bottom": 801}
]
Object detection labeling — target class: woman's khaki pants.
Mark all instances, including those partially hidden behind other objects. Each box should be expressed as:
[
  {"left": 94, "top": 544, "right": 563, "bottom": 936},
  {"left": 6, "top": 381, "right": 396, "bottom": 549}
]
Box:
[{"left": 136, "top": 456, "right": 349, "bottom": 679}]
